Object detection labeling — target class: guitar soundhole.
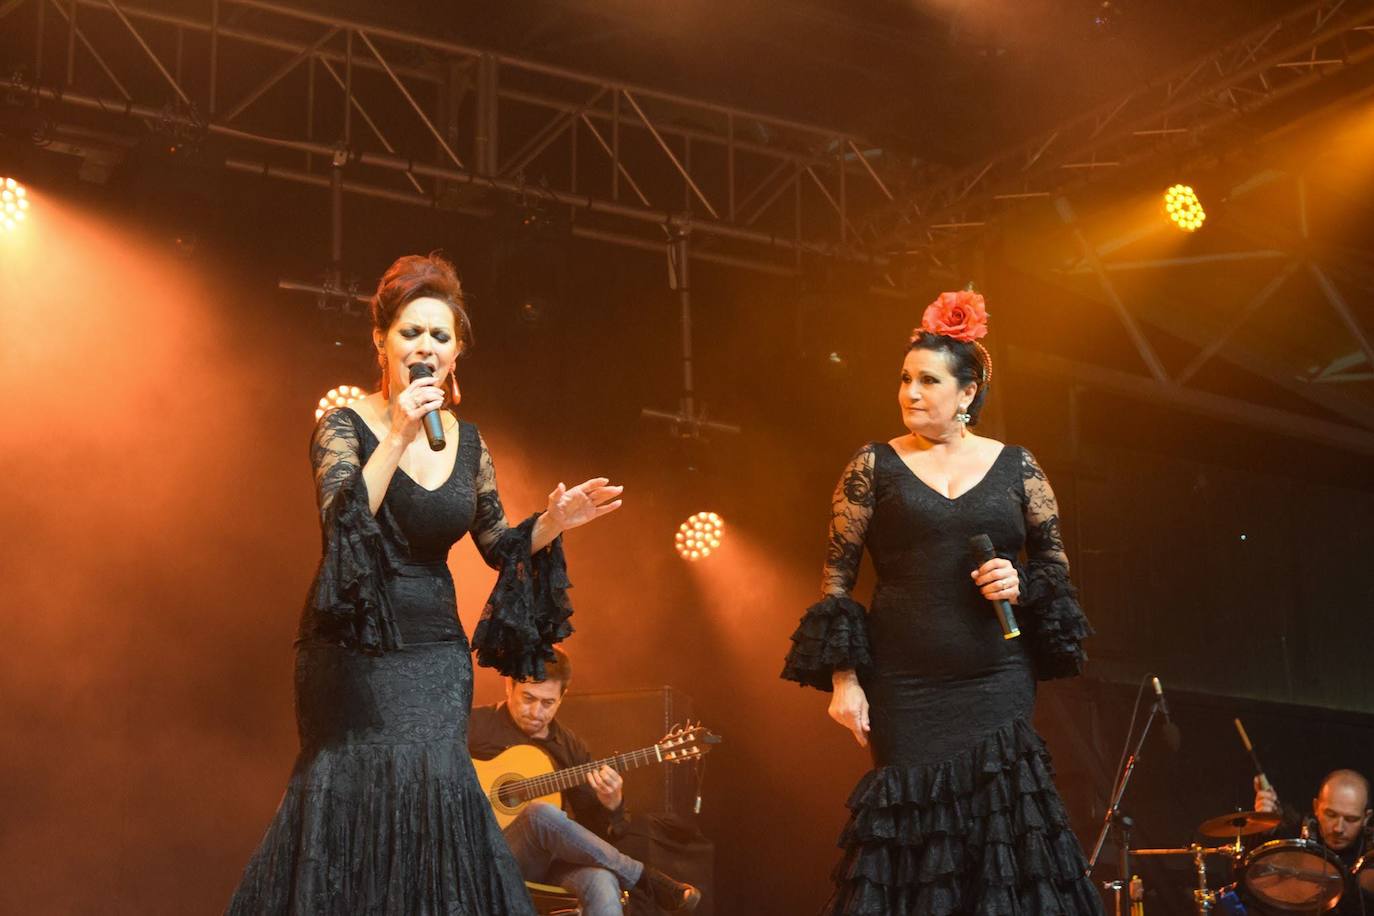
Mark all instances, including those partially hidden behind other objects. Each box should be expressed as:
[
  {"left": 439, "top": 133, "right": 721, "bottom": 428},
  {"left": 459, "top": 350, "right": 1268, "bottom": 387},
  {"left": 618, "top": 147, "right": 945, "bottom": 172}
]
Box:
[{"left": 495, "top": 781, "right": 522, "bottom": 809}]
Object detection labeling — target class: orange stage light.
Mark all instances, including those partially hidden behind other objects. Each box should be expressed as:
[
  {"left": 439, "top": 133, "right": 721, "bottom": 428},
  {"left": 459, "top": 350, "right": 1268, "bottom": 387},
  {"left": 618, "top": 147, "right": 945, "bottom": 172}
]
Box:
[
  {"left": 674, "top": 511, "right": 724, "bottom": 561},
  {"left": 1163, "top": 184, "right": 1205, "bottom": 232},
  {"left": 315, "top": 385, "right": 365, "bottom": 420},
  {"left": 2, "top": 177, "right": 31, "bottom": 232}
]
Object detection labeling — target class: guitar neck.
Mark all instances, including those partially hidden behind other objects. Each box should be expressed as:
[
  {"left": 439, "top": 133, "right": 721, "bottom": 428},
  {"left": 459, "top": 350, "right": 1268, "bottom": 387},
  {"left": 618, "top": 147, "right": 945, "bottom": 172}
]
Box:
[{"left": 517, "top": 745, "right": 667, "bottom": 798}]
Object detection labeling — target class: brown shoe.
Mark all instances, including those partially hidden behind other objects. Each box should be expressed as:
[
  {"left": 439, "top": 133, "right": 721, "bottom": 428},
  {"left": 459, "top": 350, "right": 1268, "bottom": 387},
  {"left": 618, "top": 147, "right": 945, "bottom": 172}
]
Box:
[{"left": 639, "top": 867, "right": 701, "bottom": 912}]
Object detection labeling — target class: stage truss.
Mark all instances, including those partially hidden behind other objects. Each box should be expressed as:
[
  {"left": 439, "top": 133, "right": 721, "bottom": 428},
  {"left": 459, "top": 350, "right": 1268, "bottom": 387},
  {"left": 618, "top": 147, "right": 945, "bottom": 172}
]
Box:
[{"left": 0, "top": 0, "right": 923, "bottom": 279}]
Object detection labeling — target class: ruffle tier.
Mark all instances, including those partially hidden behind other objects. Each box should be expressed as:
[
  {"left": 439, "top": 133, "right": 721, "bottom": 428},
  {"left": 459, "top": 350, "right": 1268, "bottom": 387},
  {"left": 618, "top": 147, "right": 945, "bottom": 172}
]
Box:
[
  {"left": 1015, "top": 564, "right": 1093, "bottom": 682},
  {"left": 471, "top": 514, "right": 574, "bottom": 680},
  {"left": 781, "top": 595, "right": 874, "bottom": 691},
  {"left": 826, "top": 718, "right": 1103, "bottom": 916},
  {"left": 226, "top": 740, "right": 535, "bottom": 916}
]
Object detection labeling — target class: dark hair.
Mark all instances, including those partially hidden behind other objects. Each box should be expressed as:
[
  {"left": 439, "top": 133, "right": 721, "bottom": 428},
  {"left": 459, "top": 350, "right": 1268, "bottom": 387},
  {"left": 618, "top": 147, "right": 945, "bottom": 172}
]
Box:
[
  {"left": 530, "top": 647, "right": 573, "bottom": 694},
  {"left": 907, "top": 331, "right": 990, "bottom": 426},
  {"left": 371, "top": 252, "right": 474, "bottom": 352}
]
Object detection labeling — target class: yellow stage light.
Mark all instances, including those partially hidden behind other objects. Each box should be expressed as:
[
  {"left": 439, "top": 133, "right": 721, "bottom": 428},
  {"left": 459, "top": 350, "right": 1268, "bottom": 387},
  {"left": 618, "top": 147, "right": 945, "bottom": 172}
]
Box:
[
  {"left": 1164, "top": 184, "right": 1205, "bottom": 232},
  {"left": 674, "top": 511, "right": 724, "bottom": 561},
  {"left": 1, "top": 177, "right": 30, "bottom": 232},
  {"left": 315, "top": 385, "right": 365, "bottom": 420}
]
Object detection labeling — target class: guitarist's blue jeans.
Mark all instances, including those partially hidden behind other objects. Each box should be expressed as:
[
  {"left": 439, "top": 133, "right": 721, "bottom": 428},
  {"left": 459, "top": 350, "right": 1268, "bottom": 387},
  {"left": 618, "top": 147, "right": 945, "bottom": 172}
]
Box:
[{"left": 504, "top": 802, "right": 643, "bottom": 916}]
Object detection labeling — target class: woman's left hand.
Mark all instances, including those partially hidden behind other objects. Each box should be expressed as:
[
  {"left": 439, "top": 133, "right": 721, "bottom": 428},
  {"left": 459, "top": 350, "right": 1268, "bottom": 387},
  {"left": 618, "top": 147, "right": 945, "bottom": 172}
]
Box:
[
  {"left": 972, "top": 557, "right": 1020, "bottom": 605},
  {"left": 544, "top": 477, "right": 624, "bottom": 534}
]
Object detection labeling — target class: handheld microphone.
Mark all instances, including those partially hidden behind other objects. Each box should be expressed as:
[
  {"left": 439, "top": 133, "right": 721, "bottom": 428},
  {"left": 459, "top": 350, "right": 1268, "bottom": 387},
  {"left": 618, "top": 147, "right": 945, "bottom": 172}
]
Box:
[
  {"left": 1151, "top": 676, "right": 1183, "bottom": 751},
  {"left": 969, "top": 534, "right": 1020, "bottom": 640},
  {"left": 407, "top": 363, "right": 446, "bottom": 452}
]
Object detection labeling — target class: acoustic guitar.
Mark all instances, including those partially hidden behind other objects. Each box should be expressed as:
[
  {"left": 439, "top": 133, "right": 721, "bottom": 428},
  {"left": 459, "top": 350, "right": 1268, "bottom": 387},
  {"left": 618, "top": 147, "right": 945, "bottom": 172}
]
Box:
[{"left": 472, "top": 723, "right": 719, "bottom": 828}]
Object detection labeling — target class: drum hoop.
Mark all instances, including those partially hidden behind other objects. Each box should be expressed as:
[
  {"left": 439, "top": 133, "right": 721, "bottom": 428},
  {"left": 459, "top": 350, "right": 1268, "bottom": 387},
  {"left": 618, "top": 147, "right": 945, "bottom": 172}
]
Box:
[
  {"left": 1241, "top": 837, "right": 1348, "bottom": 913},
  {"left": 1243, "top": 837, "right": 1347, "bottom": 871}
]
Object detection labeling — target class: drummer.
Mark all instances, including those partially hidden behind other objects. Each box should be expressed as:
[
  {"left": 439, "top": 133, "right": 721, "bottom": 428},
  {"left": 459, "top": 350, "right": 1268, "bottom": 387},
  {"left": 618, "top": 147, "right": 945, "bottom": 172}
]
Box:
[{"left": 1253, "top": 769, "right": 1373, "bottom": 912}]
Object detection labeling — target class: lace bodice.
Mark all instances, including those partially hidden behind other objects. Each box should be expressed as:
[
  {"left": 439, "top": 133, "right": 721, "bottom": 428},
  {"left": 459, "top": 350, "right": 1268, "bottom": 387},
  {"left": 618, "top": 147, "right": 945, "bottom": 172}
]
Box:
[
  {"left": 298, "top": 407, "right": 573, "bottom": 677},
  {"left": 782, "top": 441, "right": 1091, "bottom": 689}
]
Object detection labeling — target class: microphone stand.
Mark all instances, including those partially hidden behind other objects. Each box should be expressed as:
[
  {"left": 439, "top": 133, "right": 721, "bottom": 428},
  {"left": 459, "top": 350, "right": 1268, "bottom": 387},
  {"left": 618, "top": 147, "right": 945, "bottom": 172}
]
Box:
[{"left": 1088, "top": 698, "right": 1163, "bottom": 916}]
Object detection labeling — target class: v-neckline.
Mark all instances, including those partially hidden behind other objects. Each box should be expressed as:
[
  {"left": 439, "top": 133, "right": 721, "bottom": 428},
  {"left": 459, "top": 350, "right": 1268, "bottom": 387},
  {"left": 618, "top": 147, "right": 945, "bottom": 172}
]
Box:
[
  {"left": 886, "top": 441, "right": 1008, "bottom": 503},
  {"left": 344, "top": 406, "right": 462, "bottom": 494}
]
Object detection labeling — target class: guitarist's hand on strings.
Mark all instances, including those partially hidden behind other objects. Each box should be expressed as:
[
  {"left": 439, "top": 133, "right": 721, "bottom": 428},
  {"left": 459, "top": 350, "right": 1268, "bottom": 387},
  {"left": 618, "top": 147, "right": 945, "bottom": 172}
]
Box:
[{"left": 587, "top": 765, "right": 623, "bottom": 811}]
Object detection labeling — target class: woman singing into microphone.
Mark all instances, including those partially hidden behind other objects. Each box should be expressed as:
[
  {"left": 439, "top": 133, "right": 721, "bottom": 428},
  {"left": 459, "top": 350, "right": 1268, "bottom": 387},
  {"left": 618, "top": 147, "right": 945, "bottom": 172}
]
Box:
[
  {"left": 228, "top": 253, "right": 622, "bottom": 915},
  {"left": 781, "top": 292, "right": 1102, "bottom": 914}
]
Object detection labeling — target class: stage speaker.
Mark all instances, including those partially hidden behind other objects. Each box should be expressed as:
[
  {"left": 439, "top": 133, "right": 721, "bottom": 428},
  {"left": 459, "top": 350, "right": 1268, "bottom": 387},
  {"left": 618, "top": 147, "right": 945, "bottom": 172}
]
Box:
[{"left": 555, "top": 686, "right": 698, "bottom": 819}]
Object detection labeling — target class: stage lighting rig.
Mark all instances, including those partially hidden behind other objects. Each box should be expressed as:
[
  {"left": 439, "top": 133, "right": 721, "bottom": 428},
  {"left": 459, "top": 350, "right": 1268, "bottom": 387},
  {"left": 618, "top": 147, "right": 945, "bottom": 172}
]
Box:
[
  {"left": 1, "top": 177, "right": 30, "bottom": 231},
  {"left": 674, "top": 512, "right": 724, "bottom": 561},
  {"left": 315, "top": 385, "right": 366, "bottom": 421},
  {"left": 1164, "top": 184, "right": 1206, "bottom": 232},
  {"left": 641, "top": 223, "right": 742, "bottom": 443}
]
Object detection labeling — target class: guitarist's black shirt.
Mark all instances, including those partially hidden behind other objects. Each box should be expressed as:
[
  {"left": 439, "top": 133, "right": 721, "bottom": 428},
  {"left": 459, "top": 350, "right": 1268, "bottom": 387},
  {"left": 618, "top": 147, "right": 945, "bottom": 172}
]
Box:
[{"left": 469, "top": 702, "right": 626, "bottom": 840}]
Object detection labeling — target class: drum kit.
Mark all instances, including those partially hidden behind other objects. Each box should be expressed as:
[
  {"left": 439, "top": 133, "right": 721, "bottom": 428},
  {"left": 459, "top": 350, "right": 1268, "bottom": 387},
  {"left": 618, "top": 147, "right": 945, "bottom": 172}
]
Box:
[
  {"left": 1092, "top": 698, "right": 1371, "bottom": 916},
  {"left": 1127, "top": 809, "right": 1370, "bottom": 915}
]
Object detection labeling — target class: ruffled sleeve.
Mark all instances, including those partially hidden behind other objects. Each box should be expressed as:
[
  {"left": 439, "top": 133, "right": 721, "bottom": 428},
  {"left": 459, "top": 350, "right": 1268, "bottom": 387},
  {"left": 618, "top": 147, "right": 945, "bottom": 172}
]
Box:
[
  {"left": 1014, "top": 448, "right": 1093, "bottom": 680},
  {"left": 468, "top": 430, "right": 573, "bottom": 680},
  {"left": 303, "top": 408, "right": 406, "bottom": 654},
  {"left": 781, "top": 444, "right": 877, "bottom": 691}
]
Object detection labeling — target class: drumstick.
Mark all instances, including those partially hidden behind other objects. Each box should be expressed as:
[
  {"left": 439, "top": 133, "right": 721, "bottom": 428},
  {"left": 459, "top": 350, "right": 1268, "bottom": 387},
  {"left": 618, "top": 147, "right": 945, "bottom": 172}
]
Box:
[{"left": 1234, "top": 718, "right": 1272, "bottom": 792}]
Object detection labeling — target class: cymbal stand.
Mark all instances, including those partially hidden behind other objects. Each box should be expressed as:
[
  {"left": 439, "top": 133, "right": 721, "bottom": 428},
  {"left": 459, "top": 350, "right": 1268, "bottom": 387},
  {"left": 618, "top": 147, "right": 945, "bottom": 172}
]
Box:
[
  {"left": 1192, "top": 842, "right": 1215, "bottom": 916},
  {"left": 1088, "top": 698, "right": 1162, "bottom": 916}
]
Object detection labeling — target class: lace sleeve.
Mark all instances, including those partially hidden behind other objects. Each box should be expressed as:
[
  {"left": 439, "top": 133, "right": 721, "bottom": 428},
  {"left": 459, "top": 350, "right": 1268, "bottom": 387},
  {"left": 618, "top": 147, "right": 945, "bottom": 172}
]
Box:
[
  {"left": 1016, "top": 448, "right": 1093, "bottom": 680},
  {"left": 469, "top": 430, "right": 574, "bottom": 680},
  {"left": 303, "top": 408, "right": 405, "bottom": 654},
  {"left": 780, "top": 444, "right": 877, "bottom": 691}
]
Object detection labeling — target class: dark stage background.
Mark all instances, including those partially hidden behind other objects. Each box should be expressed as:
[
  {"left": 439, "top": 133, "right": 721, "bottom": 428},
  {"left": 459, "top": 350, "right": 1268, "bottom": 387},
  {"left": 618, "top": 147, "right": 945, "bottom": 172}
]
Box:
[{"left": 2, "top": 157, "right": 1373, "bottom": 915}]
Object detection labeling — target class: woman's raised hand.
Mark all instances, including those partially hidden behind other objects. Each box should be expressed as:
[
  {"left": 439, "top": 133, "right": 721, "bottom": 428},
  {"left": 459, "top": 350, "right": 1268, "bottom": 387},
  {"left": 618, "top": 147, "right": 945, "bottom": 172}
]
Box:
[
  {"left": 829, "top": 669, "right": 871, "bottom": 747},
  {"left": 543, "top": 477, "right": 624, "bottom": 533}
]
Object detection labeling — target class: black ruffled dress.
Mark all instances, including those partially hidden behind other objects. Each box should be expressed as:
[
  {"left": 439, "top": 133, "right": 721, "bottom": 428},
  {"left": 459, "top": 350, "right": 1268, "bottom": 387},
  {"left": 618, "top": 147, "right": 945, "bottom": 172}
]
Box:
[
  {"left": 782, "top": 443, "right": 1103, "bottom": 915},
  {"left": 227, "top": 407, "right": 569, "bottom": 916}
]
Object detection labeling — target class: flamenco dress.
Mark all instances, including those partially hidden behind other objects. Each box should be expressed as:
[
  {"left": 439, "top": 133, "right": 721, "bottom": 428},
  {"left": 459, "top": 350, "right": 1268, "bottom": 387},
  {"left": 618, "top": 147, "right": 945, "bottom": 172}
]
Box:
[
  {"left": 227, "top": 407, "right": 570, "bottom": 915},
  {"left": 783, "top": 443, "right": 1103, "bottom": 915}
]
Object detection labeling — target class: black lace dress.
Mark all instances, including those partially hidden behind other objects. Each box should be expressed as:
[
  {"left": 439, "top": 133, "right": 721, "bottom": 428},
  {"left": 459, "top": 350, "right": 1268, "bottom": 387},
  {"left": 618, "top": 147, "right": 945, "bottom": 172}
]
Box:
[
  {"left": 227, "top": 407, "right": 571, "bottom": 916},
  {"left": 782, "top": 443, "right": 1103, "bottom": 915}
]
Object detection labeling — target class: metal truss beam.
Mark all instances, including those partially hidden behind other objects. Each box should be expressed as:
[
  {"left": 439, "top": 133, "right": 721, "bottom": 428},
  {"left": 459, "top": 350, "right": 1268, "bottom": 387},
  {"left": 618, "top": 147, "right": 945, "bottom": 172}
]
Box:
[
  {"left": 1033, "top": 160, "right": 1374, "bottom": 440},
  {"left": 1007, "top": 346, "right": 1374, "bottom": 457},
  {"left": 3, "top": 0, "right": 912, "bottom": 267},
  {"left": 868, "top": 0, "right": 1374, "bottom": 255}
]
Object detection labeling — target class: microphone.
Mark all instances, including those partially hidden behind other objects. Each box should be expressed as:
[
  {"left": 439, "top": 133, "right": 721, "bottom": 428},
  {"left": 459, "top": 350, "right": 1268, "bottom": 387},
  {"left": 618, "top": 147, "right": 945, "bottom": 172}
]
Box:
[
  {"left": 407, "top": 363, "right": 446, "bottom": 452},
  {"left": 1152, "top": 676, "right": 1183, "bottom": 751},
  {"left": 969, "top": 534, "right": 1020, "bottom": 640}
]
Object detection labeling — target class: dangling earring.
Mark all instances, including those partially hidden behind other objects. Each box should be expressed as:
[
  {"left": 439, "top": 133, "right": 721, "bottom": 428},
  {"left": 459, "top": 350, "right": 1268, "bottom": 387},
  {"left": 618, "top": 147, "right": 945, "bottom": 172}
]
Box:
[
  {"left": 956, "top": 408, "right": 971, "bottom": 425},
  {"left": 378, "top": 349, "right": 391, "bottom": 400},
  {"left": 448, "top": 371, "right": 462, "bottom": 407}
]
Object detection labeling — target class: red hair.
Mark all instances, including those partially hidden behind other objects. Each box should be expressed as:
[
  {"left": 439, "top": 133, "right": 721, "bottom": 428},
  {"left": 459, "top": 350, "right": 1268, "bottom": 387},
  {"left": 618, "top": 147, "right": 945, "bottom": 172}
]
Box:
[
  {"left": 371, "top": 253, "right": 473, "bottom": 403},
  {"left": 371, "top": 252, "right": 473, "bottom": 350}
]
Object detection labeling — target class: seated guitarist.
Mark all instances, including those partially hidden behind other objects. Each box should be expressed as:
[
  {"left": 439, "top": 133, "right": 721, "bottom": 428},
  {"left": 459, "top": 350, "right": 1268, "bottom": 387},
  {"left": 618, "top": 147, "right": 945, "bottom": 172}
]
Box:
[{"left": 469, "top": 647, "right": 701, "bottom": 914}]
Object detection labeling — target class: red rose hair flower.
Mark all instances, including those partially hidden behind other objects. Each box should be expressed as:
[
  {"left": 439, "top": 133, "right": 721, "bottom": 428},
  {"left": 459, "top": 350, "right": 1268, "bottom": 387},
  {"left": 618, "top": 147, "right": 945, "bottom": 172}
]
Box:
[{"left": 915, "top": 291, "right": 989, "bottom": 343}]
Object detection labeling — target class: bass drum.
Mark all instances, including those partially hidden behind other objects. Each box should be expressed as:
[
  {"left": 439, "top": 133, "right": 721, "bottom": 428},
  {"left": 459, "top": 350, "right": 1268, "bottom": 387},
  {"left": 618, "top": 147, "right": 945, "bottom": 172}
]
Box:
[{"left": 1241, "top": 838, "right": 1346, "bottom": 913}]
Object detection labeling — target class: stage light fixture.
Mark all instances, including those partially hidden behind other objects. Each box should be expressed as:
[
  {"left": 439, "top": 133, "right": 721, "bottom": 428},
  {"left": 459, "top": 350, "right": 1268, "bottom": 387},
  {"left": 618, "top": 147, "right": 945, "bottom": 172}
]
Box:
[
  {"left": 674, "top": 511, "right": 724, "bottom": 561},
  {"left": 315, "top": 385, "right": 365, "bottom": 420},
  {"left": 1, "top": 177, "right": 30, "bottom": 232},
  {"left": 1164, "top": 184, "right": 1205, "bottom": 232}
]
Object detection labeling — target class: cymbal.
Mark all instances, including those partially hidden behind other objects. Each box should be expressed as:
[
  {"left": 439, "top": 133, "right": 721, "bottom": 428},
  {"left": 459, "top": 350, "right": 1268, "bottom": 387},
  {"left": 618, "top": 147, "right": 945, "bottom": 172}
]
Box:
[{"left": 1197, "top": 810, "right": 1282, "bottom": 838}]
